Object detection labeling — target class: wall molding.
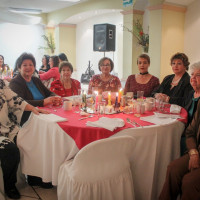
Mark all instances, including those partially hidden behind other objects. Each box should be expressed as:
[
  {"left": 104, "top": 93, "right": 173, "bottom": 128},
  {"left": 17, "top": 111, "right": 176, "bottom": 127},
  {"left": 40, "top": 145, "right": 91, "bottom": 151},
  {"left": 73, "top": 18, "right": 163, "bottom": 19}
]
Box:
[
  {"left": 56, "top": 23, "right": 76, "bottom": 28},
  {"left": 148, "top": 3, "right": 187, "bottom": 13}
]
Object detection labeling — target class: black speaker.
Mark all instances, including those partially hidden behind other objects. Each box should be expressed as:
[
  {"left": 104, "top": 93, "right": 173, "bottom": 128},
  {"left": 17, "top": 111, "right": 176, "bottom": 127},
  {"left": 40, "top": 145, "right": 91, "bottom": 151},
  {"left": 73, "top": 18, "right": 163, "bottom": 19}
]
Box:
[{"left": 93, "top": 23, "right": 116, "bottom": 52}]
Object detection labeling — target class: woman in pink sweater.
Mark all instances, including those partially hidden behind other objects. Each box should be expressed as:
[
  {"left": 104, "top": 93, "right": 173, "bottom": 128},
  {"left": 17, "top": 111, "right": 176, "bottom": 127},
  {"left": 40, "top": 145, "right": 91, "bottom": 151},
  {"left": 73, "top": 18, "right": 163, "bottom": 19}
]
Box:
[{"left": 39, "top": 55, "right": 60, "bottom": 88}]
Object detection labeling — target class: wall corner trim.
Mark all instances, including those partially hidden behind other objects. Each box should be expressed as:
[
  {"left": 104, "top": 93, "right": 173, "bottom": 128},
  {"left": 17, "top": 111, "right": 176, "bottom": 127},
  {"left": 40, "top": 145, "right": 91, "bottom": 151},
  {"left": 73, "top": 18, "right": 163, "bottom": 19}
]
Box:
[{"left": 120, "top": 9, "right": 144, "bottom": 15}]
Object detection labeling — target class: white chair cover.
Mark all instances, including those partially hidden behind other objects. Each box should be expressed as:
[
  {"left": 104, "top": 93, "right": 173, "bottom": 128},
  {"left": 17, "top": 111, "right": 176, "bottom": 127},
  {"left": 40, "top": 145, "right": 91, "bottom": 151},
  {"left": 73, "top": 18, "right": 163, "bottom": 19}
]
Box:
[{"left": 57, "top": 136, "right": 136, "bottom": 200}]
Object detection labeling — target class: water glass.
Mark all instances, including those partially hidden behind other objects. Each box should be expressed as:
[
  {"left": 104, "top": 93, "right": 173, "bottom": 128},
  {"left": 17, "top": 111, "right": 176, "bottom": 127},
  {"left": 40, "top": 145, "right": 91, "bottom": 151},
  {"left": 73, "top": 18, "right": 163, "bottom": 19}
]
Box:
[
  {"left": 137, "top": 91, "right": 144, "bottom": 101},
  {"left": 97, "top": 102, "right": 106, "bottom": 115},
  {"left": 78, "top": 89, "right": 83, "bottom": 96},
  {"left": 136, "top": 102, "right": 145, "bottom": 114},
  {"left": 155, "top": 99, "right": 164, "bottom": 112}
]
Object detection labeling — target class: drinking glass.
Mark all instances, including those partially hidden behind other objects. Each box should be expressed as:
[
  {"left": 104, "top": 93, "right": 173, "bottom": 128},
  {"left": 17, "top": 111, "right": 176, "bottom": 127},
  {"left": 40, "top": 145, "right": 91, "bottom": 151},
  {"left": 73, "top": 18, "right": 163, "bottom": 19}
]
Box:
[
  {"left": 137, "top": 91, "right": 144, "bottom": 101},
  {"left": 97, "top": 102, "right": 106, "bottom": 117},
  {"left": 78, "top": 89, "right": 83, "bottom": 96}
]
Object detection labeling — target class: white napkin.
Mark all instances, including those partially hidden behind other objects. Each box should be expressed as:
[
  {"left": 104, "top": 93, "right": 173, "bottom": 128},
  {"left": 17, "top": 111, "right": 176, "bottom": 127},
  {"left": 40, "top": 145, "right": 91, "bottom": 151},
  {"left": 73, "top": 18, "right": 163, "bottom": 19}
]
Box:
[
  {"left": 38, "top": 113, "right": 68, "bottom": 122},
  {"left": 86, "top": 117, "right": 125, "bottom": 131},
  {"left": 154, "top": 112, "right": 181, "bottom": 119},
  {"left": 170, "top": 104, "right": 181, "bottom": 114},
  {"left": 140, "top": 115, "right": 176, "bottom": 125}
]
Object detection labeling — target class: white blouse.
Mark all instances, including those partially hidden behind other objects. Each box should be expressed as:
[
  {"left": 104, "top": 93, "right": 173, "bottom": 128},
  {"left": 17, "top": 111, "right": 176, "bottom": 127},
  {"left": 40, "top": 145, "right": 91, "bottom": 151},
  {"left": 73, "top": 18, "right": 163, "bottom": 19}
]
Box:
[{"left": 0, "top": 79, "right": 27, "bottom": 141}]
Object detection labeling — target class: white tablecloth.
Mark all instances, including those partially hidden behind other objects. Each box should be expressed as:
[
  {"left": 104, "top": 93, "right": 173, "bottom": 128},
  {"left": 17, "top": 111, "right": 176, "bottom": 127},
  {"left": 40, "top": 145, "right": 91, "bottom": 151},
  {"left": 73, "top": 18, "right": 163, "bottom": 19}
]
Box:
[{"left": 17, "top": 113, "right": 185, "bottom": 200}]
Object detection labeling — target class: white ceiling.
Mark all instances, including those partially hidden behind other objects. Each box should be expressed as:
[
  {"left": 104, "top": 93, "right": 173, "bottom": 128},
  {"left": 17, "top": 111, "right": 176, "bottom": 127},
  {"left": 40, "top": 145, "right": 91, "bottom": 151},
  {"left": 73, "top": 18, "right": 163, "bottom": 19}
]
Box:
[
  {"left": 0, "top": 0, "right": 196, "bottom": 24},
  {"left": 0, "top": 0, "right": 87, "bottom": 13}
]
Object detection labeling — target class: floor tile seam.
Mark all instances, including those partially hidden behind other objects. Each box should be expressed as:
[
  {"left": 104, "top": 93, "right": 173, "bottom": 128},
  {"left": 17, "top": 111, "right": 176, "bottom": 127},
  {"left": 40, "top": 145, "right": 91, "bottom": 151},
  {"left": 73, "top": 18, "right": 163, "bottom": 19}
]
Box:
[{"left": 30, "top": 186, "right": 43, "bottom": 200}]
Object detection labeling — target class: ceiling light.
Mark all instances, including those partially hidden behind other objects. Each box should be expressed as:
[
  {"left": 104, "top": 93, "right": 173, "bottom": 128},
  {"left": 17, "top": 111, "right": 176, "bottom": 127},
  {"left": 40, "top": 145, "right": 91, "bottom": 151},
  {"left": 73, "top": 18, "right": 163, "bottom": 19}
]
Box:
[{"left": 9, "top": 7, "right": 42, "bottom": 14}]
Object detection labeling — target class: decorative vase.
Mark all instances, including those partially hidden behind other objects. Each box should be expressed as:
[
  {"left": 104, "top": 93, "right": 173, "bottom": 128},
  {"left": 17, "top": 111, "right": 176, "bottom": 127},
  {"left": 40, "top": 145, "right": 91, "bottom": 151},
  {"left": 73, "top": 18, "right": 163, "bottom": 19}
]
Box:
[{"left": 143, "top": 45, "right": 149, "bottom": 53}]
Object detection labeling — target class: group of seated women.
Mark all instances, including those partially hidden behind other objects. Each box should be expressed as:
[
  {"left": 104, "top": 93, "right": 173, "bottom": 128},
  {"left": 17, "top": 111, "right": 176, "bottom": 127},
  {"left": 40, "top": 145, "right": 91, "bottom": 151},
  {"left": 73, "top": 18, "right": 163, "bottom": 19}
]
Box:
[{"left": 1, "top": 50, "right": 200, "bottom": 199}]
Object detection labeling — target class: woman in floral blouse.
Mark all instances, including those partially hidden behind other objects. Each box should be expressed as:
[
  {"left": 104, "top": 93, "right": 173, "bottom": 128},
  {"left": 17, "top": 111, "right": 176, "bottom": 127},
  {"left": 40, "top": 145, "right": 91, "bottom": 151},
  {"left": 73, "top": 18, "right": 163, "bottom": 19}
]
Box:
[
  {"left": 0, "top": 79, "right": 47, "bottom": 199},
  {"left": 88, "top": 57, "right": 121, "bottom": 94},
  {"left": 50, "top": 61, "right": 81, "bottom": 97}
]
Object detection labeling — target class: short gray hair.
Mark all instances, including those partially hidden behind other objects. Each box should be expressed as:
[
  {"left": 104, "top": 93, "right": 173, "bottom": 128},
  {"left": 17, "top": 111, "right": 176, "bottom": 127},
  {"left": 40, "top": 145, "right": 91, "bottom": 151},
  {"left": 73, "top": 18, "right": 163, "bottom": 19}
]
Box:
[{"left": 189, "top": 61, "right": 200, "bottom": 75}]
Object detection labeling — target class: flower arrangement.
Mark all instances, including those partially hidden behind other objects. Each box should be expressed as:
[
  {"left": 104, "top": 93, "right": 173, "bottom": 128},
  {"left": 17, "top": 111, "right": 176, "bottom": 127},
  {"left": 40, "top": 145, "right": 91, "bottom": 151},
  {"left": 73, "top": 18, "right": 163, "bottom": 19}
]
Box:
[
  {"left": 123, "top": 19, "right": 149, "bottom": 53},
  {"left": 39, "top": 33, "right": 56, "bottom": 54}
]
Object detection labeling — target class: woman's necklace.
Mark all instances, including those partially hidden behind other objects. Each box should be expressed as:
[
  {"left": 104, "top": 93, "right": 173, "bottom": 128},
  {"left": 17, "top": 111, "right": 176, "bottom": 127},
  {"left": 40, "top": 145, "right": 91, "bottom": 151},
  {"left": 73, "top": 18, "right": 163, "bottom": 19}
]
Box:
[
  {"left": 171, "top": 77, "right": 181, "bottom": 86},
  {"left": 140, "top": 72, "right": 149, "bottom": 75},
  {"left": 171, "top": 76, "right": 181, "bottom": 89}
]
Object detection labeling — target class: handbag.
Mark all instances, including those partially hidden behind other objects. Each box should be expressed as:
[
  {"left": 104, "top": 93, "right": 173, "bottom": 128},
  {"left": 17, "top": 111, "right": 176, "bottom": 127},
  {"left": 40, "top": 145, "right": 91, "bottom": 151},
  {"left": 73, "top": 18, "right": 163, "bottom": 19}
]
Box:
[{"left": 81, "top": 61, "right": 95, "bottom": 84}]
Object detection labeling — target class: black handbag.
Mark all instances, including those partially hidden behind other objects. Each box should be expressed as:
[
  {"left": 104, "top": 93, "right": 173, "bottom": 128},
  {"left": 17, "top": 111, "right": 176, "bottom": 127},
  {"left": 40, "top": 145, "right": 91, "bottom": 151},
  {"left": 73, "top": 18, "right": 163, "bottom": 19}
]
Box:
[{"left": 81, "top": 61, "right": 95, "bottom": 84}]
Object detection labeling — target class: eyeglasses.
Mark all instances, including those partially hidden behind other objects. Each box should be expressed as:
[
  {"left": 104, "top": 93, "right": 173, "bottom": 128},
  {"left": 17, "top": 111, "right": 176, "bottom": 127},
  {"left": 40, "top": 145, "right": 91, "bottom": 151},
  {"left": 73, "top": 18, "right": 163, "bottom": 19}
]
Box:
[{"left": 100, "top": 64, "right": 111, "bottom": 67}]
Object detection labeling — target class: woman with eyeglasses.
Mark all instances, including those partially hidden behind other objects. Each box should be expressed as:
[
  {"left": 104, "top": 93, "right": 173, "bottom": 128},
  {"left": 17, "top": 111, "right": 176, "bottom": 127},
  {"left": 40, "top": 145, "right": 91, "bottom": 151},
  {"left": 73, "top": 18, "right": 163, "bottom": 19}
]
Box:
[{"left": 88, "top": 57, "right": 121, "bottom": 94}]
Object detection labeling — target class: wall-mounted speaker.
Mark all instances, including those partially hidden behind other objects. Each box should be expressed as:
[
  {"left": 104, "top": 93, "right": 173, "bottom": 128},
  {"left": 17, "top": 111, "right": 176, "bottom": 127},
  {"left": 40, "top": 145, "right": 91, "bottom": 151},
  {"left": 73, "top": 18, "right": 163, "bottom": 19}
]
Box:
[{"left": 93, "top": 23, "right": 116, "bottom": 52}]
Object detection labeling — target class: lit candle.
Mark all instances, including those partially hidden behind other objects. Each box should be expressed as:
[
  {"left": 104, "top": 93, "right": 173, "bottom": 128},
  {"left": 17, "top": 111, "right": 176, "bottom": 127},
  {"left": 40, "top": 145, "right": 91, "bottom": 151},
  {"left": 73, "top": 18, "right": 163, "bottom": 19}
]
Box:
[
  {"left": 108, "top": 92, "right": 111, "bottom": 106},
  {"left": 118, "top": 88, "right": 122, "bottom": 103},
  {"left": 95, "top": 91, "right": 98, "bottom": 110}
]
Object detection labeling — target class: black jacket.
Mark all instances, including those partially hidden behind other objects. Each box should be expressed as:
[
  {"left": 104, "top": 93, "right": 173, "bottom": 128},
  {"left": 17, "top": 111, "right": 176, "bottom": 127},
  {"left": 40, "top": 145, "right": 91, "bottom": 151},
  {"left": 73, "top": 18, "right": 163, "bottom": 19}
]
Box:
[{"left": 152, "top": 72, "right": 193, "bottom": 107}]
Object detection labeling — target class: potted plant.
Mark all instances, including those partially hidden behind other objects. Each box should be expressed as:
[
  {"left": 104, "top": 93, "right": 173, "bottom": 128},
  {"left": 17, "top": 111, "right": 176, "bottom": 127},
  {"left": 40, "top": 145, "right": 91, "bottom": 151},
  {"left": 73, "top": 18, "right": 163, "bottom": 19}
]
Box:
[
  {"left": 123, "top": 19, "right": 149, "bottom": 53},
  {"left": 39, "top": 33, "right": 56, "bottom": 54}
]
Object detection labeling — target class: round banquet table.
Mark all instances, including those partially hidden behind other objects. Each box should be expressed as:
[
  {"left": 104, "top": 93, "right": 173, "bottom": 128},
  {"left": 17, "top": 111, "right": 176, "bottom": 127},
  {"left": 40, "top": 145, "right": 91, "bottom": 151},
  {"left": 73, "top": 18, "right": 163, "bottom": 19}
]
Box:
[{"left": 17, "top": 105, "right": 187, "bottom": 200}]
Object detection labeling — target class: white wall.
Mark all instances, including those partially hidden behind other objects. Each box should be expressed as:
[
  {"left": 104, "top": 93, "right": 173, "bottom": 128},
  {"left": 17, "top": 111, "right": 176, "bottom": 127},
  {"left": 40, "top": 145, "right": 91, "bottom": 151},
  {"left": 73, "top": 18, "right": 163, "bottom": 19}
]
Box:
[
  {"left": 184, "top": 0, "right": 200, "bottom": 65},
  {"left": 0, "top": 23, "right": 45, "bottom": 70},
  {"left": 74, "top": 11, "right": 123, "bottom": 81}
]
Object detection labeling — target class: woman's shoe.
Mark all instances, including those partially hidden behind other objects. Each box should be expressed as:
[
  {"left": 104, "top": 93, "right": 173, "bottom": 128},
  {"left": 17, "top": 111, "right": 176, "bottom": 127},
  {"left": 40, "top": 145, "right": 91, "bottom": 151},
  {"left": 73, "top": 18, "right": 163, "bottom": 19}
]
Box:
[
  {"left": 41, "top": 182, "right": 53, "bottom": 189},
  {"left": 27, "top": 175, "right": 42, "bottom": 186},
  {"left": 5, "top": 186, "right": 21, "bottom": 199}
]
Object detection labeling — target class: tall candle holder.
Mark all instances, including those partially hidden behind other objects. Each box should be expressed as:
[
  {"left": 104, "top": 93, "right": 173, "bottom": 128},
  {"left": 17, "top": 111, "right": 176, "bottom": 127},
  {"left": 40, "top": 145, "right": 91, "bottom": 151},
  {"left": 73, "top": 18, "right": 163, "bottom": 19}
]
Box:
[
  {"left": 82, "top": 91, "right": 87, "bottom": 112},
  {"left": 114, "top": 93, "right": 120, "bottom": 112}
]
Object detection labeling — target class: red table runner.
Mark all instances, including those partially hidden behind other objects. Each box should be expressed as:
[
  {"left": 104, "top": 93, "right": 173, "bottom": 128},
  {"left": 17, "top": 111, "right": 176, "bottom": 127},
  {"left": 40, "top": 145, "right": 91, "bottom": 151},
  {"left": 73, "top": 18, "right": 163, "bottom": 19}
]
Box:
[{"left": 42, "top": 105, "right": 187, "bottom": 149}]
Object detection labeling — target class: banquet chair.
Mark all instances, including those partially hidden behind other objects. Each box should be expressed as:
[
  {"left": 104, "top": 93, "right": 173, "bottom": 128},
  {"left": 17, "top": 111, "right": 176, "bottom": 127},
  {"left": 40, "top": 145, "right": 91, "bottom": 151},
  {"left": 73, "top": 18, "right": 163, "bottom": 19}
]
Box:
[{"left": 57, "top": 136, "right": 136, "bottom": 200}]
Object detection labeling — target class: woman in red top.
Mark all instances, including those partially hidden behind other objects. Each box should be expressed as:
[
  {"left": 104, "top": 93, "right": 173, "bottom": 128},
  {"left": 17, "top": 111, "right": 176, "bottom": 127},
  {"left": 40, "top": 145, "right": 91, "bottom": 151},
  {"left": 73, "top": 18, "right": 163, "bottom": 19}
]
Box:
[
  {"left": 39, "top": 55, "right": 60, "bottom": 88},
  {"left": 50, "top": 61, "right": 81, "bottom": 97},
  {"left": 124, "top": 54, "right": 160, "bottom": 97}
]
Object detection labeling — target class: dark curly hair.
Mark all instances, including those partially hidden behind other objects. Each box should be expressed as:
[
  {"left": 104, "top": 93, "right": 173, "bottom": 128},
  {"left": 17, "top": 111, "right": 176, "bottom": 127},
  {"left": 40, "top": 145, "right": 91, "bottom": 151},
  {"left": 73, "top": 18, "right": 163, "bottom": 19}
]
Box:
[
  {"left": 98, "top": 57, "right": 114, "bottom": 72},
  {"left": 59, "top": 61, "right": 73, "bottom": 73},
  {"left": 17, "top": 52, "right": 36, "bottom": 69},
  {"left": 50, "top": 55, "right": 59, "bottom": 68},
  {"left": 170, "top": 52, "right": 190, "bottom": 70}
]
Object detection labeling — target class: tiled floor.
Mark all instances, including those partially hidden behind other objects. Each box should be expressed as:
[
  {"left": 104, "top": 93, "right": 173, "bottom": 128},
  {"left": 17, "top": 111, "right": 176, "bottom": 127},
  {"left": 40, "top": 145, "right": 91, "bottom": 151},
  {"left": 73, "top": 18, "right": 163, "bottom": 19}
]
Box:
[{"left": 6, "top": 182, "right": 58, "bottom": 200}]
